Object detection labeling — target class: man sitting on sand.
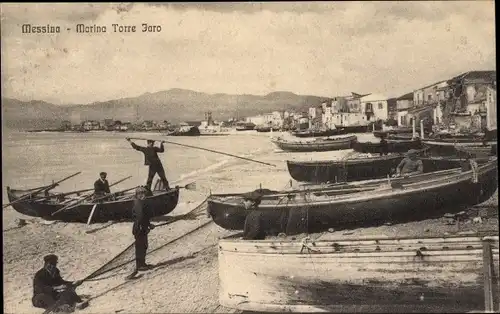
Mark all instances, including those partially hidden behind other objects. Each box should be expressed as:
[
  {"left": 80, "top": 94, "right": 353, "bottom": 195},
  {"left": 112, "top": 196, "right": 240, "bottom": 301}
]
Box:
[
  {"left": 395, "top": 149, "right": 423, "bottom": 178},
  {"left": 32, "top": 254, "right": 86, "bottom": 312}
]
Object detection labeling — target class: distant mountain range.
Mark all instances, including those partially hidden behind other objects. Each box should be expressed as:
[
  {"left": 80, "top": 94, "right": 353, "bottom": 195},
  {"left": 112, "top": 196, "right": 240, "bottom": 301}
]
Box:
[{"left": 2, "top": 89, "right": 330, "bottom": 130}]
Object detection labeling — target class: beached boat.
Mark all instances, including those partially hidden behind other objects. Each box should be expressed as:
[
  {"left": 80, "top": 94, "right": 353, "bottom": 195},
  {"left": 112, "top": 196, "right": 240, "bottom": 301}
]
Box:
[
  {"left": 352, "top": 138, "right": 422, "bottom": 154},
  {"left": 285, "top": 153, "right": 484, "bottom": 183},
  {"left": 422, "top": 138, "right": 497, "bottom": 156},
  {"left": 292, "top": 129, "right": 347, "bottom": 138},
  {"left": 271, "top": 135, "right": 356, "bottom": 152},
  {"left": 456, "top": 145, "right": 497, "bottom": 158},
  {"left": 255, "top": 125, "right": 272, "bottom": 132},
  {"left": 373, "top": 127, "right": 417, "bottom": 138},
  {"left": 236, "top": 123, "right": 256, "bottom": 131},
  {"left": 335, "top": 124, "right": 371, "bottom": 133},
  {"left": 219, "top": 233, "right": 499, "bottom": 313},
  {"left": 207, "top": 157, "right": 498, "bottom": 232},
  {"left": 6, "top": 186, "right": 180, "bottom": 223}
]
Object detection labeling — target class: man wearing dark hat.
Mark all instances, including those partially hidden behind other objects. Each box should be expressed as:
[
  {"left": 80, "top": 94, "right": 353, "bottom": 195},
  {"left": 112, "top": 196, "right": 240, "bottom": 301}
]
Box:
[
  {"left": 94, "top": 172, "right": 111, "bottom": 199},
  {"left": 126, "top": 138, "right": 170, "bottom": 192},
  {"left": 126, "top": 186, "right": 156, "bottom": 279},
  {"left": 32, "top": 254, "right": 85, "bottom": 311},
  {"left": 395, "top": 149, "right": 423, "bottom": 177}
]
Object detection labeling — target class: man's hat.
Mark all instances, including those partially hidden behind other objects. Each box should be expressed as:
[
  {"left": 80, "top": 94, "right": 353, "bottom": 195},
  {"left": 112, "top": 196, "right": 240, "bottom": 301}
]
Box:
[
  {"left": 147, "top": 140, "right": 155, "bottom": 144},
  {"left": 406, "top": 149, "right": 419, "bottom": 156},
  {"left": 100, "top": 172, "right": 107, "bottom": 176},
  {"left": 44, "top": 254, "right": 58, "bottom": 263},
  {"left": 135, "top": 186, "right": 148, "bottom": 195}
]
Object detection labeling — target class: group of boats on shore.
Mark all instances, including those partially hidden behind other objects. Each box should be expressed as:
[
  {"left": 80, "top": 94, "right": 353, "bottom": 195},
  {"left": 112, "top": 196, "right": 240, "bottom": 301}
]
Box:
[{"left": 5, "top": 124, "right": 499, "bottom": 313}]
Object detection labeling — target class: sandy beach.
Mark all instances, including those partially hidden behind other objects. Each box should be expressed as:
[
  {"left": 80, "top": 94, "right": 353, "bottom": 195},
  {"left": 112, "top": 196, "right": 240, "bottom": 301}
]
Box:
[{"left": 3, "top": 132, "right": 498, "bottom": 313}]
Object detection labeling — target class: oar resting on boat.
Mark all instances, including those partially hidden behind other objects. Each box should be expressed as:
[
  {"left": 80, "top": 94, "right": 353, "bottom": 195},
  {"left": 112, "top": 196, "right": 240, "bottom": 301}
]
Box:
[
  {"left": 44, "top": 176, "right": 133, "bottom": 207},
  {"left": 3, "top": 172, "right": 82, "bottom": 209},
  {"left": 51, "top": 182, "right": 197, "bottom": 216}
]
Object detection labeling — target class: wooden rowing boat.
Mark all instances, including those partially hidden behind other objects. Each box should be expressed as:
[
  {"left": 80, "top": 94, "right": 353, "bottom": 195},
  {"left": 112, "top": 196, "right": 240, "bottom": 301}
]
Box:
[
  {"left": 272, "top": 135, "right": 357, "bottom": 152},
  {"left": 291, "top": 128, "right": 347, "bottom": 138},
  {"left": 286, "top": 153, "right": 485, "bottom": 183},
  {"left": 219, "top": 233, "right": 499, "bottom": 313},
  {"left": 6, "top": 186, "right": 180, "bottom": 223},
  {"left": 334, "top": 124, "right": 371, "bottom": 133},
  {"left": 207, "top": 157, "right": 498, "bottom": 232},
  {"left": 373, "top": 127, "right": 417, "bottom": 138},
  {"left": 422, "top": 139, "right": 497, "bottom": 156},
  {"left": 352, "top": 138, "right": 422, "bottom": 154},
  {"left": 456, "top": 145, "right": 497, "bottom": 158}
]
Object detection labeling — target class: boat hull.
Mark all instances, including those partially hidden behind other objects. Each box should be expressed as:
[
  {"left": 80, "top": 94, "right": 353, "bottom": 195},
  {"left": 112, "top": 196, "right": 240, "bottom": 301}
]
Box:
[
  {"left": 6, "top": 187, "right": 180, "bottom": 223},
  {"left": 373, "top": 128, "right": 417, "bottom": 138},
  {"left": 352, "top": 139, "right": 422, "bottom": 154},
  {"left": 423, "top": 139, "right": 497, "bottom": 156},
  {"left": 335, "top": 125, "right": 371, "bottom": 133},
  {"left": 292, "top": 129, "right": 347, "bottom": 138},
  {"left": 208, "top": 159, "right": 498, "bottom": 232},
  {"left": 218, "top": 235, "right": 500, "bottom": 313},
  {"left": 286, "top": 155, "right": 479, "bottom": 183},
  {"left": 272, "top": 136, "right": 356, "bottom": 152}
]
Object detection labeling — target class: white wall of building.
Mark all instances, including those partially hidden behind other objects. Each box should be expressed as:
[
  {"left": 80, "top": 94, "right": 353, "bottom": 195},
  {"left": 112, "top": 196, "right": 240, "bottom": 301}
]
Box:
[
  {"left": 486, "top": 85, "right": 497, "bottom": 130},
  {"left": 360, "top": 94, "right": 389, "bottom": 121}
]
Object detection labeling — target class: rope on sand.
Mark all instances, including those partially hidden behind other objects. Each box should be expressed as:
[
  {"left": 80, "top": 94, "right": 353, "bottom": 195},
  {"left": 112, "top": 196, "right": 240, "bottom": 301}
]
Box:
[{"left": 82, "top": 198, "right": 211, "bottom": 282}]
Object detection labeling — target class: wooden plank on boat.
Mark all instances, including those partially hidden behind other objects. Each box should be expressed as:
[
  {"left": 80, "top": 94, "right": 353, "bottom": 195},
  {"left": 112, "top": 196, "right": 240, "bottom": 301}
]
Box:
[{"left": 218, "top": 235, "right": 500, "bottom": 313}]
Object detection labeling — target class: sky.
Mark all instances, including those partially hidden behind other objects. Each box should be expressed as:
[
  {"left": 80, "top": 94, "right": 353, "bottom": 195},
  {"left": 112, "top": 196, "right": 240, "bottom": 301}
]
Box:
[{"left": 0, "top": 2, "right": 496, "bottom": 105}]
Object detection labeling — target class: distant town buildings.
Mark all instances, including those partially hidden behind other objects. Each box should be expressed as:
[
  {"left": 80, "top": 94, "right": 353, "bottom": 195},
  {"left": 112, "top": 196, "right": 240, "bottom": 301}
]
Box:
[{"left": 55, "top": 70, "right": 495, "bottom": 133}]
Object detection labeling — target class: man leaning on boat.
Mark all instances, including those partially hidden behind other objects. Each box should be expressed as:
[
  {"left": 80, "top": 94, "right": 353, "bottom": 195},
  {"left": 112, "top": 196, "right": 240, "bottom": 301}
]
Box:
[{"left": 394, "top": 149, "right": 424, "bottom": 178}]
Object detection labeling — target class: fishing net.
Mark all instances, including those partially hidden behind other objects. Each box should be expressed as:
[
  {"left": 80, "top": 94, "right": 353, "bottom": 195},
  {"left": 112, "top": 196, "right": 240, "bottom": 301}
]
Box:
[{"left": 83, "top": 197, "right": 209, "bottom": 281}]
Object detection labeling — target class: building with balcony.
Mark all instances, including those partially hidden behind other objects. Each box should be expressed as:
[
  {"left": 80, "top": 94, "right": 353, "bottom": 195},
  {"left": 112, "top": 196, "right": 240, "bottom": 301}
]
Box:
[{"left": 360, "top": 93, "right": 389, "bottom": 122}]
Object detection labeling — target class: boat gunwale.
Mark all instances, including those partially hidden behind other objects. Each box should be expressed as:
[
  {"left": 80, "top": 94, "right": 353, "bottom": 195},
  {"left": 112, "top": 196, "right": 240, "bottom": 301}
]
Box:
[
  {"left": 7, "top": 187, "right": 179, "bottom": 206},
  {"left": 209, "top": 158, "right": 498, "bottom": 208},
  {"left": 422, "top": 140, "right": 497, "bottom": 147}
]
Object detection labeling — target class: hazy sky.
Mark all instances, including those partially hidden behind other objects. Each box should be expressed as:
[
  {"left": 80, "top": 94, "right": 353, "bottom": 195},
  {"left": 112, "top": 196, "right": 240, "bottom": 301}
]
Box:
[{"left": 1, "top": 2, "right": 495, "bottom": 104}]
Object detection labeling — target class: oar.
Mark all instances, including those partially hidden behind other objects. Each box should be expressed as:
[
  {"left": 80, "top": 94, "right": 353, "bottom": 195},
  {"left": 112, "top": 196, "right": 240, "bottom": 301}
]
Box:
[
  {"left": 179, "top": 182, "right": 197, "bottom": 190},
  {"left": 52, "top": 176, "right": 132, "bottom": 215},
  {"left": 3, "top": 172, "right": 81, "bottom": 208},
  {"left": 52, "top": 185, "right": 141, "bottom": 217},
  {"left": 54, "top": 175, "right": 133, "bottom": 207},
  {"left": 29, "top": 187, "right": 96, "bottom": 202},
  {"left": 55, "top": 182, "right": 195, "bottom": 217},
  {"left": 87, "top": 204, "right": 99, "bottom": 225},
  {"left": 127, "top": 137, "right": 276, "bottom": 168},
  {"left": 31, "top": 175, "right": 133, "bottom": 202}
]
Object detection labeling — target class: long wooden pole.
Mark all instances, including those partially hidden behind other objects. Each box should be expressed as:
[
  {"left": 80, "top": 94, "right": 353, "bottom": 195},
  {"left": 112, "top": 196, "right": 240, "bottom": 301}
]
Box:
[
  {"left": 52, "top": 185, "right": 141, "bottom": 216},
  {"left": 3, "top": 171, "right": 81, "bottom": 208},
  {"left": 127, "top": 137, "right": 276, "bottom": 167},
  {"left": 482, "top": 238, "right": 494, "bottom": 312},
  {"left": 31, "top": 175, "right": 133, "bottom": 203}
]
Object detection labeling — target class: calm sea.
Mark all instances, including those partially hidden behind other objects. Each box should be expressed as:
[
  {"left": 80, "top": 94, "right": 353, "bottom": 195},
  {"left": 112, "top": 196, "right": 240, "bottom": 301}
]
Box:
[{"left": 1, "top": 131, "right": 278, "bottom": 204}]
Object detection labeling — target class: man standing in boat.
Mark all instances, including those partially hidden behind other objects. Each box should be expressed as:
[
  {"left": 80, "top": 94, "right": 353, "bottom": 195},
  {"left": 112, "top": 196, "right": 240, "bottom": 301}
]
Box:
[
  {"left": 93, "top": 172, "right": 111, "bottom": 199},
  {"left": 126, "top": 186, "right": 156, "bottom": 279},
  {"left": 126, "top": 138, "right": 170, "bottom": 192},
  {"left": 395, "top": 149, "right": 423, "bottom": 177}
]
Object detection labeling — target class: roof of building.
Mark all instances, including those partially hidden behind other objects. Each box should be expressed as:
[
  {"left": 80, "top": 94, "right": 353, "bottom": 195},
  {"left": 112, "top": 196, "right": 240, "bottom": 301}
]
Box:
[
  {"left": 396, "top": 92, "right": 414, "bottom": 101},
  {"left": 407, "top": 104, "right": 434, "bottom": 115},
  {"left": 414, "top": 80, "right": 448, "bottom": 92},
  {"left": 448, "top": 70, "right": 496, "bottom": 84},
  {"left": 360, "top": 93, "right": 388, "bottom": 102}
]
